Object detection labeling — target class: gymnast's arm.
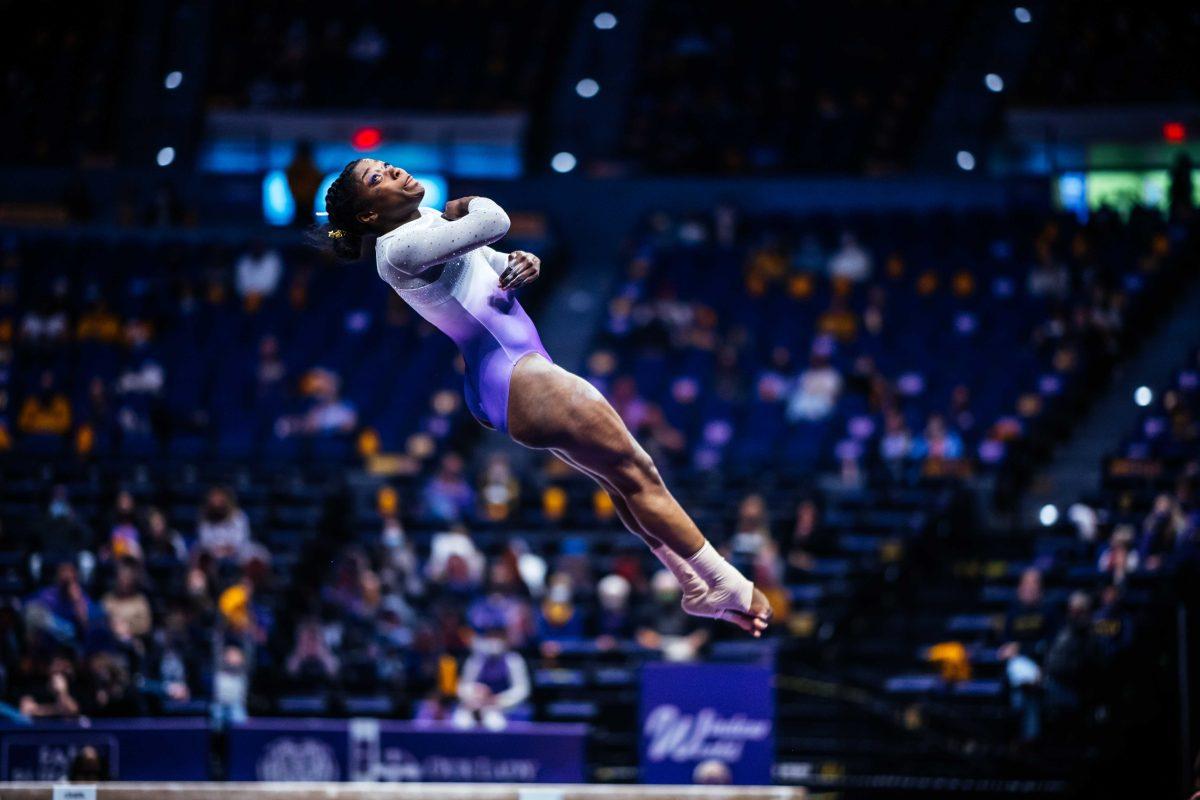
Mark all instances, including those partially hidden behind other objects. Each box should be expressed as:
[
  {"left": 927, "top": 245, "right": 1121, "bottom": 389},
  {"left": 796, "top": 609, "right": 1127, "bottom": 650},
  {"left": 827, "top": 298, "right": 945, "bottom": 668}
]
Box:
[{"left": 378, "top": 197, "right": 510, "bottom": 275}]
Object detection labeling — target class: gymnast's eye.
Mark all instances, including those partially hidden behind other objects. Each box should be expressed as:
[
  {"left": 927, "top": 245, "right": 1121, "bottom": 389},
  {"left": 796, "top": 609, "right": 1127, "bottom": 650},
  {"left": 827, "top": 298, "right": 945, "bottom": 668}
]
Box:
[{"left": 370, "top": 174, "right": 381, "bottom": 186}]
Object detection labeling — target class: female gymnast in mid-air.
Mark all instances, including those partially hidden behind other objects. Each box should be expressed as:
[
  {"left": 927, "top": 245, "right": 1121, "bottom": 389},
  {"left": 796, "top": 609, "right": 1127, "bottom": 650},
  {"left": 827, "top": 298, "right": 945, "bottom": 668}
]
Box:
[{"left": 313, "top": 159, "right": 771, "bottom": 636}]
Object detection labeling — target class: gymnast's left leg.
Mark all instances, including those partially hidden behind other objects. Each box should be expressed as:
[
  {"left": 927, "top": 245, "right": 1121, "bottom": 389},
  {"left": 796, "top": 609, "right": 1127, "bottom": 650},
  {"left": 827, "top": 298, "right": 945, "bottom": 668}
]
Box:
[{"left": 507, "top": 354, "right": 771, "bottom": 634}]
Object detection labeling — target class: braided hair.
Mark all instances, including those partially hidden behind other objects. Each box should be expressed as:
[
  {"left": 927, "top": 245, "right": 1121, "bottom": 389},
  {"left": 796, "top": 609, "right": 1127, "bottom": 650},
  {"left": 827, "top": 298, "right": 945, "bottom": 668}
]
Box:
[{"left": 306, "top": 159, "right": 370, "bottom": 261}]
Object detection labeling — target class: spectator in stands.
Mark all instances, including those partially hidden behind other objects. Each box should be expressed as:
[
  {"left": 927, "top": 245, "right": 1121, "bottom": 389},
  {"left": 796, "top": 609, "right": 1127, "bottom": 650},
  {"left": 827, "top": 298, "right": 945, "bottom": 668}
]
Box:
[
  {"left": 454, "top": 623, "right": 530, "bottom": 731},
  {"left": 195, "top": 487, "right": 253, "bottom": 562},
  {"left": 594, "top": 573, "right": 636, "bottom": 643},
  {"left": 33, "top": 486, "right": 93, "bottom": 573},
  {"left": 948, "top": 384, "right": 976, "bottom": 439},
  {"left": 879, "top": 408, "right": 913, "bottom": 474},
  {"left": 787, "top": 496, "right": 830, "bottom": 573},
  {"left": 18, "top": 371, "right": 71, "bottom": 437},
  {"left": 422, "top": 453, "right": 475, "bottom": 523},
  {"left": 1170, "top": 152, "right": 1194, "bottom": 222},
  {"left": 286, "top": 142, "right": 322, "bottom": 228},
  {"left": 744, "top": 241, "right": 788, "bottom": 295},
  {"left": 151, "top": 610, "right": 195, "bottom": 703},
  {"left": 67, "top": 745, "right": 107, "bottom": 782},
  {"left": 112, "top": 321, "right": 164, "bottom": 442},
  {"left": 999, "top": 566, "right": 1056, "bottom": 741},
  {"left": 234, "top": 239, "right": 283, "bottom": 301},
  {"left": 1092, "top": 585, "right": 1135, "bottom": 661},
  {"left": 817, "top": 296, "right": 858, "bottom": 343},
  {"left": 105, "top": 490, "right": 142, "bottom": 562},
  {"left": 827, "top": 231, "right": 872, "bottom": 282},
  {"left": 469, "top": 556, "right": 534, "bottom": 647},
  {"left": 505, "top": 538, "right": 547, "bottom": 599},
  {"left": 286, "top": 619, "right": 339, "bottom": 689},
  {"left": 142, "top": 507, "right": 188, "bottom": 562},
  {"left": 76, "top": 298, "right": 122, "bottom": 344},
  {"left": 27, "top": 562, "right": 92, "bottom": 642},
  {"left": 729, "top": 493, "right": 772, "bottom": 559},
  {"left": 1001, "top": 568, "right": 1054, "bottom": 660},
  {"left": 786, "top": 348, "right": 842, "bottom": 422},
  {"left": 19, "top": 655, "right": 79, "bottom": 718},
  {"left": 425, "top": 525, "right": 485, "bottom": 599},
  {"left": 254, "top": 335, "right": 288, "bottom": 404},
  {"left": 1027, "top": 256, "right": 1069, "bottom": 300},
  {"left": 82, "top": 648, "right": 141, "bottom": 716},
  {"left": 535, "top": 573, "right": 588, "bottom": 645},
  {"left": 276, "top": 368, "right": 357, "bottom": 438},
  {"left": 609, "top": 375, "right": 651, "bottom": 433},
  {"left": 693, "top": 759, "right": 733, "bottom": 785},
  {"left": 1098, "top": 526, "right": 1139, "bottom": 584},
  {"left": 101, "top": 560, "right": 152, "bottom": 639},
  {"left": 376, "top": 498, "right": 423, "bottom": 599},
  {"left": 212, "top": 644, "right": 249, "bottom": 725},
  {"left": 912, "top": 413, "right": 964, "bottom": 463},
  {"left": 19, "top": 295, "right": 68, "bottom": 347},
  {"left": 478, "top": 452, "right": 521, "bottom": 522},
  {"left": 1139, "top": 493, "right": 1186, "bottom": 570},
  {"left": 1044, "top": 591, "right": 1099, "bottom": 724},
  {"left": 637, "top": 570, "right": 708, "bottom": 661}
]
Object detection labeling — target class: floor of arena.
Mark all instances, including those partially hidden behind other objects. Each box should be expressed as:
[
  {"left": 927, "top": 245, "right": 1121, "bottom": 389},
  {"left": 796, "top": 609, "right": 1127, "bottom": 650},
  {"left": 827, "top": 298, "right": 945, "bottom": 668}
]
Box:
[{"left": 0, "top": 784, "right": 808, "bottom": 800}]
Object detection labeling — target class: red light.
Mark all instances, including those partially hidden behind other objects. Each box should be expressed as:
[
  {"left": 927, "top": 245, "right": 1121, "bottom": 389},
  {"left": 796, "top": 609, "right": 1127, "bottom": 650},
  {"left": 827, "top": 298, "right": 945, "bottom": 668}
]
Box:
[
  {"left": 351, "top": 127, "right": 382, "bottom": 151},
  {"left": 1163, "top": 121, "right": 1186, "bottom": 143}
]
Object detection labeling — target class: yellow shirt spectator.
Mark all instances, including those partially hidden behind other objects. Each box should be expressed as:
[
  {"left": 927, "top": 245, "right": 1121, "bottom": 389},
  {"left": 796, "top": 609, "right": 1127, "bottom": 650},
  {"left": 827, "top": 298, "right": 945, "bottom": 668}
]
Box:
[{"left": 18, "top": 394, "right": 71, "bottom": 436}]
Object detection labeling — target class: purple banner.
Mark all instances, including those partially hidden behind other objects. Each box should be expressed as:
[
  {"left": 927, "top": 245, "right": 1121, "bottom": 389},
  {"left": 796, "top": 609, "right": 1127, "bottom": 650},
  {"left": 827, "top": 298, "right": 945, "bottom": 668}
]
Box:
[
  {"left": 0, "top": 719, "right": 208, "bottom": 781},
  {"left": 228, "top": 718, "right": 588, "bottom": 782},
  {"left": 639, "top": 663, "right": 774, "bottom": 785}
]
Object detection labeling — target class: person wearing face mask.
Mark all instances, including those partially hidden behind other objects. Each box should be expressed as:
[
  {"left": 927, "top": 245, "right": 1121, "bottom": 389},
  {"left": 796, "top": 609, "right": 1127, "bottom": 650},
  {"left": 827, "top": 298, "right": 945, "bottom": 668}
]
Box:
[
  {"left": 453, "top": 624, "right": 530, "bottom": 731},
  {"left": 34, "top": 485, "right": 93, "bottom": 572},
  {"left": 378, "top": 512, "right": 423, "bottom": 599}
]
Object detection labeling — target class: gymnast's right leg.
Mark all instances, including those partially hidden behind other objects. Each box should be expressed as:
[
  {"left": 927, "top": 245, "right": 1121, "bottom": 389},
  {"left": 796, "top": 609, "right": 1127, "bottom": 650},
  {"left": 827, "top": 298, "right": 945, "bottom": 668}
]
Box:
[{"left": 507, "top": 354, "right": 771, "bottom": 634}]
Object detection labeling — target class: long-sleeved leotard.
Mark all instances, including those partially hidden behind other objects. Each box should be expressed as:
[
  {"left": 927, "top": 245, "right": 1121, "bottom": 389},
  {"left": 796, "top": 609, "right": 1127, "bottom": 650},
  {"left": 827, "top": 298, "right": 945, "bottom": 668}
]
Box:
[{"left": 374, "top": 197, "right": 552, "bottom": 433}]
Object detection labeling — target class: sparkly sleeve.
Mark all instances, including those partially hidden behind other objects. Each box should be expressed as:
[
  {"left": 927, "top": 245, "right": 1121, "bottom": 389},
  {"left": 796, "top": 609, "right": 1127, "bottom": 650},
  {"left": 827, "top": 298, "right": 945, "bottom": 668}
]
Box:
[
  {"left": 479, "top": 246, "right": 510, "bottom": 276},
  {"left": 379, "top": 197, "right": 510, "bottom": 276}
]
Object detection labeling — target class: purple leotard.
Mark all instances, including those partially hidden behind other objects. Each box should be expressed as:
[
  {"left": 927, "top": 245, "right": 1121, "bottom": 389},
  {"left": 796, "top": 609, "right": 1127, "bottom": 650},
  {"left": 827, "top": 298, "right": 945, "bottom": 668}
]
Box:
[{"left": 374, "top": 198, "right": 551, "bottom": 433}]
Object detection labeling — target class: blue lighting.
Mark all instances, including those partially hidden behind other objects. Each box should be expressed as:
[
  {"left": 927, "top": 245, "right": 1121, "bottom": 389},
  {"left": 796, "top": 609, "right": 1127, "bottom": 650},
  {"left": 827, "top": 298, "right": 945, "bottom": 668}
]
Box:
[
  {"left": 262, "top": 170, "right": 296, "bottom": 227},
  {"left": 1057, "top": 172, "right": 1087, "bottom": 220},
  {"left": 205, "top": 140, "right": 520, "bottom": 180}
]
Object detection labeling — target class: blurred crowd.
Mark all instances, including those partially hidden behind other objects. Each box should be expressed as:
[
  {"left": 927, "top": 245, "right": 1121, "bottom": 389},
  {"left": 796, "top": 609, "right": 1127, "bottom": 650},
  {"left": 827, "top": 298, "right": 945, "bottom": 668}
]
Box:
[
  {"left": 583, "top": 201, "right": 1188, "bottom": 502},
  {"left": 2, "top": 459, "right": 775, "bottom": 728},
  {"left": 622, "top": 0, "right": 965, "bottom": 173},
  {"left": 0, "top": 232, "right": 477, "bottom": 463},
  {"left": 205, "top": 0, "right": 577, "bottom": 112}
]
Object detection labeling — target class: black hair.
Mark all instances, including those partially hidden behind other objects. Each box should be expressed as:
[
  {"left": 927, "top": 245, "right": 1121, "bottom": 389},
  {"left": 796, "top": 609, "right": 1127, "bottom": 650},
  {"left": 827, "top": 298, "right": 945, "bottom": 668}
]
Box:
[{"left": 306, "top": 159, "right": 368, "bottom": 261}]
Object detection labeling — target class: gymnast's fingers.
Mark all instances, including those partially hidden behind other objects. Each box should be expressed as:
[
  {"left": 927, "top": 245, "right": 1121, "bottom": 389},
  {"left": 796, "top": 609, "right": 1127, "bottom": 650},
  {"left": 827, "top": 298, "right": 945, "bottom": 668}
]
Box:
[
  {"left": 501, "top": 254, "right": 535, "bottom": 287},
  {"left": 505, "top": 268, "right": 533, "bottom": 289}
]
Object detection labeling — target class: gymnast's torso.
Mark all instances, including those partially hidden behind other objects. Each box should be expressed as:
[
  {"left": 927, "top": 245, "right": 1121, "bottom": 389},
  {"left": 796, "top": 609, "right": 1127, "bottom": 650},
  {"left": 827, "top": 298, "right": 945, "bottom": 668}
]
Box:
[{"left": 374, "top": 198, "right": 551, "bottom": 433}]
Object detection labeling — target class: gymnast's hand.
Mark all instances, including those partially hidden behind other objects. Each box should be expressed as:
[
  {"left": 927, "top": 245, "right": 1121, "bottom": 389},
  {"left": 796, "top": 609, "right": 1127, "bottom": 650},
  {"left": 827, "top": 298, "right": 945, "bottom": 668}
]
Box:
[
  {"left": 442, "top": 196, "right": 478, "bottom": 221},
  {"left": 500, "top": 251, "right": 540, "bottom": 290}
]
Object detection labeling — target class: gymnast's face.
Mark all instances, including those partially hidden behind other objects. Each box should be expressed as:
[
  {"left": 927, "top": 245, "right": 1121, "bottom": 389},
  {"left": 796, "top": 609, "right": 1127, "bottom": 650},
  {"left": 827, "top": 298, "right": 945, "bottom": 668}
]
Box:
[{"left": 353, "top": 159, "right": 425, "bottom": 228}]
